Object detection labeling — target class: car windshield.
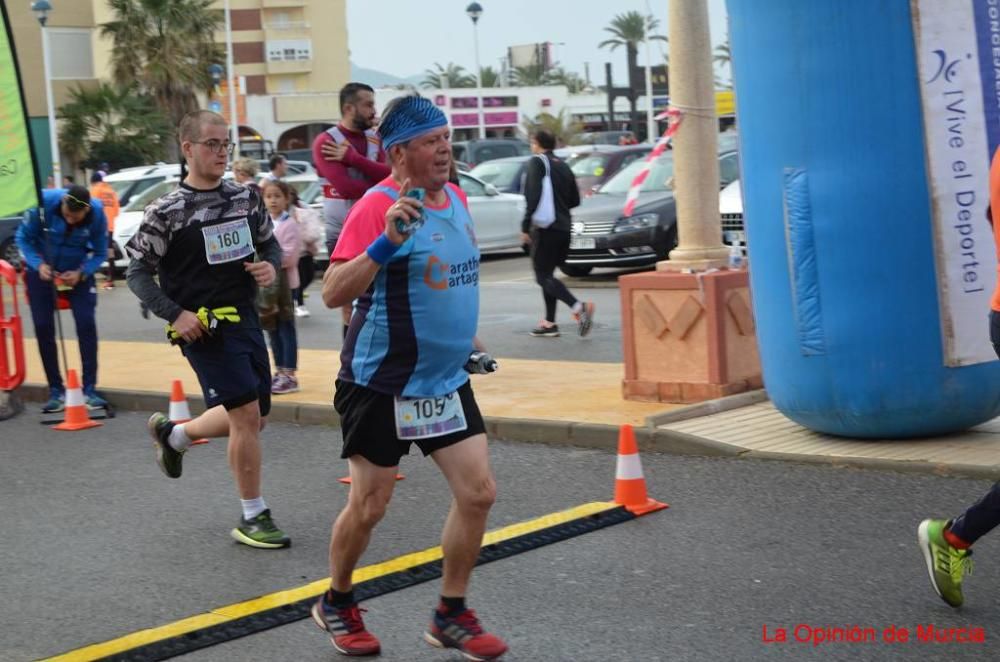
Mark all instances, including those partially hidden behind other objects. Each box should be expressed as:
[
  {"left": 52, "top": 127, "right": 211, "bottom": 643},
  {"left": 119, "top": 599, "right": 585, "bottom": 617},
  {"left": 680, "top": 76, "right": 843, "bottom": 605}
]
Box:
[
  {"left": 108, "top": 179, "right": 135, "bottom": 197},
  {"left": 598, "top": 152, "right": 675, "bottom": 195},
  {"left": 286, "top": 178, "right": 313, "bottom": 194},
  {"left": 298, "top": 181, "right": 323, "bottom": 205},
  {"left": 470, "top": 161, "right": 522, "bottom": 189},
  {"left": 569, "top": 153, "right": 611, "bottom": 178},
  {"left": 123, "top": 179, "right": 178, "bottom": 211}
]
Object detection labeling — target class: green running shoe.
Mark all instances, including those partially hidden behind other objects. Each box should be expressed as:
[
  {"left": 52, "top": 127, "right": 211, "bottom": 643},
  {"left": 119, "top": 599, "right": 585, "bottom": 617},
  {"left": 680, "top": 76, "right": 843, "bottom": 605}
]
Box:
[
  {"left": 918, "top": 519, "right": 973, "bottom": 607},
  {"left": 147, "top": 412, "right": 183, "bottom": 479},
  {"left": 231, "top": 509, "right": 291, "bottom": 549}
]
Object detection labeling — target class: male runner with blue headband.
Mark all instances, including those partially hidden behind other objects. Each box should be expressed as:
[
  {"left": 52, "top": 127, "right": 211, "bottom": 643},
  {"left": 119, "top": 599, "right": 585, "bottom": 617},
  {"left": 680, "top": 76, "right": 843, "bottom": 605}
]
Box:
[{"left": 314, "top": 95, "right": 507, "bottom": 660}]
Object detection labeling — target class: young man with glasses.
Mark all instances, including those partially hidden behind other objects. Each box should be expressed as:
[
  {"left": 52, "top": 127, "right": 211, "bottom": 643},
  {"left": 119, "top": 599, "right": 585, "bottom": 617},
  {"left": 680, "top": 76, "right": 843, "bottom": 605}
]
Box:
[
  {"left": 126, "top": 110, "right": 291, "bottom": 550},
  {"left": 16, "top": 185, "right": 110, "bottom": 413}
]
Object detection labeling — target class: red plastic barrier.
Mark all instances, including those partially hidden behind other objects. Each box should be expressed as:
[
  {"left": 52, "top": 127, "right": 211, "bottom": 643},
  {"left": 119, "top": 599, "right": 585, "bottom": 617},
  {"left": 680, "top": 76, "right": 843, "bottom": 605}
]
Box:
[{"left": 0, "top": 260, "right": 26, "bottom": 390}]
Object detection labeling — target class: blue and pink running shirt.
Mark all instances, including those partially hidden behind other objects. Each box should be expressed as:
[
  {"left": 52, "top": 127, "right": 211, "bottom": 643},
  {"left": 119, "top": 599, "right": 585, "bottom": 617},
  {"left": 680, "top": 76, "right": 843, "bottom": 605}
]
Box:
[{"left": 332, "top": 178, "right": 480, "bottom": 398}]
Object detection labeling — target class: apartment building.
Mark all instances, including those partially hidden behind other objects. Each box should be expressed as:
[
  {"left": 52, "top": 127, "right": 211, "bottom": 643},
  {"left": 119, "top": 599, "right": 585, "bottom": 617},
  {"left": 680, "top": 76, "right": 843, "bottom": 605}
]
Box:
[{"left": 7, "top": 0, "right": 348, "bottom": 179}]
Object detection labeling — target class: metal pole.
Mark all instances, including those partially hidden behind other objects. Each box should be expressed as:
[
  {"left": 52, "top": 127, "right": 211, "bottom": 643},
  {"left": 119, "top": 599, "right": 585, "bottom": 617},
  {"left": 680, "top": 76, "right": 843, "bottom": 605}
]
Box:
[
  {"left": 40, "top": 25, "right": 61, "bottom": 184},
  {"left": 644, "top": 31, "right": 655, "bottom": 142},
  {"left": 661, "top": 0, "right": 728, "bottom": 271},
  {"left": 473, "top": 21, "right": 485, "bottom": 139},
  {"left": 224, "top": 0, "right": 240, "bottom": 158}
]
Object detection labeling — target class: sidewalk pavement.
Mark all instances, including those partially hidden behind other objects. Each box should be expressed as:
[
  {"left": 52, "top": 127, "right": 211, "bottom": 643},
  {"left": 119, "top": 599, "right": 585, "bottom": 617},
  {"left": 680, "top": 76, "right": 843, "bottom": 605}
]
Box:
[
  {"left": 18, "top": 340, "right": 1000, "bottom": 480},
  {"left": 21, "top": 339, "right": 679, "bottom": 427}
]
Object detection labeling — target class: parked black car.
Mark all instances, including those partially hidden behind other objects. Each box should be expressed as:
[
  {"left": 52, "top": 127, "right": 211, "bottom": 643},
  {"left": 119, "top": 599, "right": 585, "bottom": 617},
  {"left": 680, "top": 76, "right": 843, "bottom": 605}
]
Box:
[
  {"left": 451, "top": 139, "right": 531, "bottom": 168},
  {"left": 562, "top": 149, "right": 740, "bottom": 276},
  {"left": 566, "top": 145, "right": 653, "bottom": 198},
  {"left": 569, "top": 130, "right": 637, "bottom": 146}
]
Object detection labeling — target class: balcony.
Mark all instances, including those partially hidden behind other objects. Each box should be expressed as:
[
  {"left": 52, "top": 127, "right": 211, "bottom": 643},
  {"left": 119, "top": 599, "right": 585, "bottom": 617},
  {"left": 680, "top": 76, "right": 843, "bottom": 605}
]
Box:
[
  {"left": 262, "top": 0, "right": 306, "bottom": 7},
  {"left": 266, "top": 20, "right": 310, "bottom": 30},
  {"left": 265, "top": 21, "right": 310, "bottom": 41},
  {"left": 266, "top": 59, "right": 313, "bottom": 75}
]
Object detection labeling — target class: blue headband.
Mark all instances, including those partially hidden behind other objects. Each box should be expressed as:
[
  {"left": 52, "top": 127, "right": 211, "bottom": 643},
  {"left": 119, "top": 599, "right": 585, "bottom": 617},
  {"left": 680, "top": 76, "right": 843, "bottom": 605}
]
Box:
[{"left": 379, "top": 96, "right": 448, "bottom": 150}]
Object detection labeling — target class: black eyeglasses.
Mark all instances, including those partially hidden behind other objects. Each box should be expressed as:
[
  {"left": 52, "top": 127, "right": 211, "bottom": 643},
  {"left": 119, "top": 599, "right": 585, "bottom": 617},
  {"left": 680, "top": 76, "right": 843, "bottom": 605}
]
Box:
[{"left": 191, "top": 140, "right": 235, "bottom": 156}]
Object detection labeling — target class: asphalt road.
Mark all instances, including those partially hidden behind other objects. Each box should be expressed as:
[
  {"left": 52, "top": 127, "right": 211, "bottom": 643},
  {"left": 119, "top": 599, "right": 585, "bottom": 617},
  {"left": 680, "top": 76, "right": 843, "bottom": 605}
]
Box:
[
  {"left": 19, "top": 253, "right": 639, "bottom": 364},
  {"left": 4, "top": 412, "right": 1000, "bottom": 661}
]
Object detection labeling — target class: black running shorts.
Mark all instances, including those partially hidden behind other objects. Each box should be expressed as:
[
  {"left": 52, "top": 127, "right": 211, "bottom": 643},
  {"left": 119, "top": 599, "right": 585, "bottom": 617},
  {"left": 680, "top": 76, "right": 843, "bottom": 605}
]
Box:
[
  {"left": 334, "top": 379, "right": 486, "bottom": 467},
  {"left": 182, "top": 325, "right": 272, "bottom": 416}
]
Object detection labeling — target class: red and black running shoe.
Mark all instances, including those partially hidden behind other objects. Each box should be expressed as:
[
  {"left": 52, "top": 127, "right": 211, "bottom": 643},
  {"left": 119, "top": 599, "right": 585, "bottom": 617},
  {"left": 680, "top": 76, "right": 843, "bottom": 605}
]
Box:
[{"left": 424, "top": 607, "right": 508, "bottom": 661}]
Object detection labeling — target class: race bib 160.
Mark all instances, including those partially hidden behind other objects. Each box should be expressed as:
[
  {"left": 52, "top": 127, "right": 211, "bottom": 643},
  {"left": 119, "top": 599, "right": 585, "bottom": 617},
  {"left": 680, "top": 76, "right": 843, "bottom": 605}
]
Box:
[{"left": 202, "top": 219, "right": 254, "bottom": 265}]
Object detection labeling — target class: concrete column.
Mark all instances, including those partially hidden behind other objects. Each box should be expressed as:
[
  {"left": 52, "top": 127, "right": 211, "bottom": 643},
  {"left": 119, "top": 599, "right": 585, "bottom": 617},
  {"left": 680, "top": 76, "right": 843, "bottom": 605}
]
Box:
[{"left": 659, "top": 0, "right": 729, "bottom": 271}]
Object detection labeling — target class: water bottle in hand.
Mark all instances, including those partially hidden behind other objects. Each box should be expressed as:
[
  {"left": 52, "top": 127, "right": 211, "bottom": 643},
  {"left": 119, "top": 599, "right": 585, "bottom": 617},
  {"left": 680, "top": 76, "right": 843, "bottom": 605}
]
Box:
[{"left": 465, "top": 351, "right": 498, "bottom": 374}]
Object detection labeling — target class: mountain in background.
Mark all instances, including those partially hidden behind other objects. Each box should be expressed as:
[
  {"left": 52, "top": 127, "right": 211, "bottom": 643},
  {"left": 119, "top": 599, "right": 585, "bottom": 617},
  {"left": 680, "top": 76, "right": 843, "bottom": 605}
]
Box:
[{"left": 350, "top": 62, "right": 423, "bottom": 88}]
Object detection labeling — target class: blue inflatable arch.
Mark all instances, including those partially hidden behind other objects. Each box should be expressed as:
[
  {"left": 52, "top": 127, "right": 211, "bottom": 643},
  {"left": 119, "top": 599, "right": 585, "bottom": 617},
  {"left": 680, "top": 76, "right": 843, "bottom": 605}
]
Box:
[{"left": 727, "top": 0, "right": 1000, "bottom": 437}]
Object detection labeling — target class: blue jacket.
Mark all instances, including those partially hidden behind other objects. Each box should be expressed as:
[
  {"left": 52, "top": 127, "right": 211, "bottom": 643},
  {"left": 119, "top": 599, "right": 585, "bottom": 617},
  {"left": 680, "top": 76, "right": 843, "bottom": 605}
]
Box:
[{"left": 16, "top": 188, "right": 108, "bottom": 277}]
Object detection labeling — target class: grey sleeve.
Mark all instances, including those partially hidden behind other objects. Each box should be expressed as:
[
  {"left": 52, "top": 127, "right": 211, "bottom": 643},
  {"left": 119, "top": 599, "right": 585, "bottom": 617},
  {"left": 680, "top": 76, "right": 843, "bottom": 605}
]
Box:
[{"left": 126, "top": 259, "right": 184, "bottom": 323}]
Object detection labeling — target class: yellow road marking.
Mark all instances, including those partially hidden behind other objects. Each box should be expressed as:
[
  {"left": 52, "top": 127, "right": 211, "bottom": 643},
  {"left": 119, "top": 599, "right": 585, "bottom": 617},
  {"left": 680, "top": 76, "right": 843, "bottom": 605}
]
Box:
[{"left": 43, "top": 501, "right": 619, "bottom": 661}]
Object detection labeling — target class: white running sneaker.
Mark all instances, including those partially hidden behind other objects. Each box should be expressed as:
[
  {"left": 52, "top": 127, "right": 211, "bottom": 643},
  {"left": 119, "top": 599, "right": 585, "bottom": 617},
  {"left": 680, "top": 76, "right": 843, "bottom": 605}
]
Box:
[{"left": 295, "top": 305, "right": 310, "bottom": 318}]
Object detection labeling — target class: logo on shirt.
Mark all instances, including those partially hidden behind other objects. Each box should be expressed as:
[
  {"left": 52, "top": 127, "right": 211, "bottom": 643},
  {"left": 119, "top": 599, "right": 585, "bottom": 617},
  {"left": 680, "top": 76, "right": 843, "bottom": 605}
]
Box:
[
  {"left": 424, "top": 255, "right": 449, "bottom": 290},
  {"left": 423, "top": 255, "right": 480, "bottom": 290}
]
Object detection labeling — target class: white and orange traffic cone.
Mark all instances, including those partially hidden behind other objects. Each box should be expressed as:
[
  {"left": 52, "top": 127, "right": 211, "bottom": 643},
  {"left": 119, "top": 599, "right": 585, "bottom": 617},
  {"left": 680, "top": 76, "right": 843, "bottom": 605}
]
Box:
[
  {"left": 613, "top": 424, "right": 668, "bottom": 515},
  {"left": 54, "top": 369, "right": 103, "bottom": 431},
  {"left": 169, "top": 379, "right": 208, "bottom": 445}
]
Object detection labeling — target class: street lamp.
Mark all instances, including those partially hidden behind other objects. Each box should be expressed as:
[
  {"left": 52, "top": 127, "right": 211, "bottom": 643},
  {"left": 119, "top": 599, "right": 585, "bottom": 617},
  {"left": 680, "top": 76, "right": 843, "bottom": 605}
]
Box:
[
  {"left": 223, "top": 0, "right": 240, "bottom": 158},
  {"left": 207, "top": 63, "right": 224, "bottom": 114},
  {"left": 32, "top": 0, "right": 61, "bottom": 185},
  {"left": 465, "top": 2, "right": 485, "bottom": 139},
  {"left": 208, "top": 63, "right": 224, "bottom": 87}
]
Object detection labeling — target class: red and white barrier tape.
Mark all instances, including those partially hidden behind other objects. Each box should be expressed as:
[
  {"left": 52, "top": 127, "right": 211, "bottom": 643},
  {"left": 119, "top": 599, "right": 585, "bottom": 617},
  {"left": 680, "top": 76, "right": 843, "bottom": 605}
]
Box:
[{"left": 622, "top": 108, "right": 682, "bottom": 218}]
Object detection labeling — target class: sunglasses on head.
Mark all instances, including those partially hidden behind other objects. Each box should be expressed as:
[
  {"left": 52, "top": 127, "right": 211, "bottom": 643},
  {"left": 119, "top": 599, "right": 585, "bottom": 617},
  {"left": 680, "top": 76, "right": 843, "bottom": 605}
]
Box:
[{"left": 64, "top": 195, "right": 91, "bottom": 211}]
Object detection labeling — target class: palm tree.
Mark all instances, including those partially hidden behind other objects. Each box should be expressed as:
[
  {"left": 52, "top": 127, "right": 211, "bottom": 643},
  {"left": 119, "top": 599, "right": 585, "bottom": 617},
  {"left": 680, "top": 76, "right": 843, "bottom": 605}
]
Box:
[
  {"left": 421, "top": 62, "right": 475, "bottom": 89},
  {"left": 521, "top": 109, "right": 583, "bottom": 147},
  {"left": 100, "top": 0, "right": 224, "bottom": 156},
  {"left": 58, "top": 83, "right": 171, "bottom": 172},
  {"left": 547, "top": 67, "right": 587, "bottom": 94},
  {"left": 599, "top": 11, "right": 668, "bottom": 132},
  {"left": 511, "top": 64, "right": 550, "bottom": 87},
  {"left": 479, "top": 65, "right": 501, "bottom": 88},
  {"left": 713, "top": 40, "right": 731, "bottom": 70},
  {"left": 714, "top": 37, "right": 732, "bottom": 89}
]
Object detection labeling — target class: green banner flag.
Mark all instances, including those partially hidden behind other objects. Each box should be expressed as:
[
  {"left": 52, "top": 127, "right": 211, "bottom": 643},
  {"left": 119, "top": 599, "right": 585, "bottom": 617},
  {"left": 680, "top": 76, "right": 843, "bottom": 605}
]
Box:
[{"left": 0, "top": 3, "right": 40, "bottom": 218}]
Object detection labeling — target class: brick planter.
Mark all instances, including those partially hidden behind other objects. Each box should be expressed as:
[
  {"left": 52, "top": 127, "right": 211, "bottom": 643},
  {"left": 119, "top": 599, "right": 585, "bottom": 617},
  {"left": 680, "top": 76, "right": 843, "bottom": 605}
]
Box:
[{"left": 619, "top": 268, "right": 762, "bottom": 403}]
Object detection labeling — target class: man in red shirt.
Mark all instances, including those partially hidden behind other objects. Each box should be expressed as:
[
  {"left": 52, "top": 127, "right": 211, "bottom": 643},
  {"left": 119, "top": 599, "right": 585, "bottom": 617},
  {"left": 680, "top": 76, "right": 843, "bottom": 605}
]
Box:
[{"left": 312, "top": 83, "right": 390, "bottom": 337}]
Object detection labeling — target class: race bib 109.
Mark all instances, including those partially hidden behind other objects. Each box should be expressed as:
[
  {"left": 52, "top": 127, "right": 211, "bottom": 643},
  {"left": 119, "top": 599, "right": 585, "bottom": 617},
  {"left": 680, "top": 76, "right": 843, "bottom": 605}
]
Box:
[{"left": 394, "top": 391, "right": 468, "bottom": 440}]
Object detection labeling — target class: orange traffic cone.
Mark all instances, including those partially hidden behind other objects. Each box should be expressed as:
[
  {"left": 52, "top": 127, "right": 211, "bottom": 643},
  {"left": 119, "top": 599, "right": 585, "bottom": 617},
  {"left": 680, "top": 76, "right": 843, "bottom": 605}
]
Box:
[
  {"left": 168, "top": 380, "right": 208, "bottom": 445},
  {"left": 613, "top": 424, "right": 668, "bottom": 515},
  {"left": 54, "top": 369, "right": 103, "bottom": 431}
]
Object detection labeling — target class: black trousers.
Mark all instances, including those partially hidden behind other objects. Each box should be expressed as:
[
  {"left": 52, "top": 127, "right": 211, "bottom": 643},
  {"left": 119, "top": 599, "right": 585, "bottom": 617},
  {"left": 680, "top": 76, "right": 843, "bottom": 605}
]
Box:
[
  {"left": 949, "top": 310, "right": 1000, "bottom": 544},
  {"left": 293, "top": 254, "right": 316, "bottom": 306},
  {"left": 531, "top": 228, "right": 577, "bottom": 323}
]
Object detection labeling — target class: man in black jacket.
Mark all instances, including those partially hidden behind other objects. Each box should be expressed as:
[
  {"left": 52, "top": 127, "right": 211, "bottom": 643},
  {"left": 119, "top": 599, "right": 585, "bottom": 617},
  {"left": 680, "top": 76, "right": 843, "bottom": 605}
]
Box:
[{"left": 520, "top": 129, "right": 595, "bottom": 337}]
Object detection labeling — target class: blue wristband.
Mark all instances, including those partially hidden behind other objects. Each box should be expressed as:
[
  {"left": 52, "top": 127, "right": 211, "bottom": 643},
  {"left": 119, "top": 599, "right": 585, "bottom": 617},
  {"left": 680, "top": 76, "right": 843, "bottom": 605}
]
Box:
[{"left": 366, "top": 234, "right": 401, "bottom": 265}]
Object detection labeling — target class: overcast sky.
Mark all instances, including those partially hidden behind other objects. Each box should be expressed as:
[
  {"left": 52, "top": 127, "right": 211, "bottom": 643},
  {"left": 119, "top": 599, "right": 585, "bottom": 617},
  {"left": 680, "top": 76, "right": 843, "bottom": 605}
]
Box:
[{"left": 345, "top": 0, "right": 730, "bottom": 83}]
